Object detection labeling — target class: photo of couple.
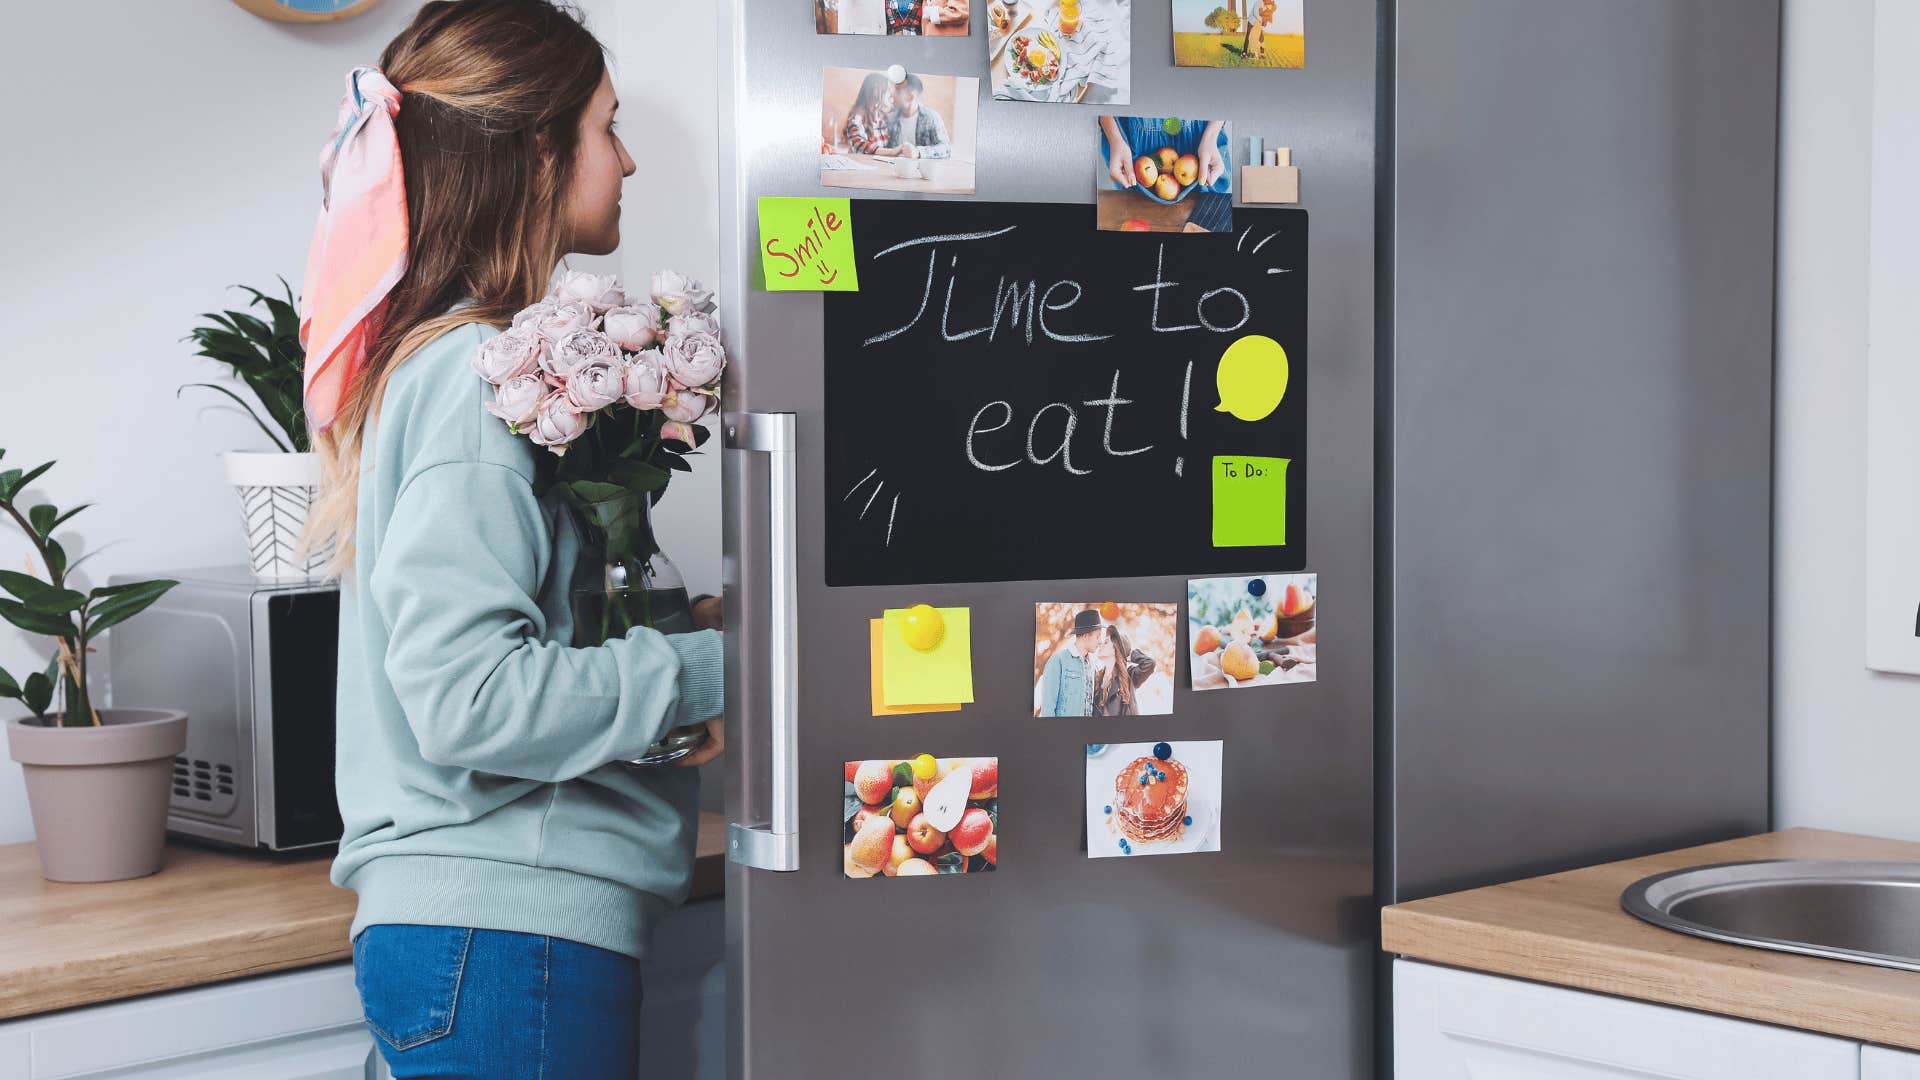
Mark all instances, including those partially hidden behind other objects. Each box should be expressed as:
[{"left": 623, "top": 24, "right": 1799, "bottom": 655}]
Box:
[
  {"left": 1032, "top": 603, "right": 1179, "bottom": 716},
  {"left": 816, "top": 0, "right": 971, "bottom": 35},
  {"left": 820, "top": 65, "right": 980, "bottom": 195}
]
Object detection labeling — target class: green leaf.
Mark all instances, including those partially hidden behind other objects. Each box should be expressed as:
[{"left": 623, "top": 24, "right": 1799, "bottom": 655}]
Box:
[
  {"left": 177, "top": 383, "right": 293, "bottom": 452},
  {"left": 49, "top": 504, "right": 88, "bottom": 531},
  {"left": 844, "top": 782, "right": 862, "bottom": 824},
  {"left": 932, "top": 851, "right": 966, "bottom": 874},
  {"left": 0, "top": 598, "right": 77, "bottom": 637},
  {"left": 2, "top": 461, "right": 53, "bottom": 501},
  {"left": 27, "top": 504, "right": 55, "bottom": 537},
  {"left": 0, "top": 666, "right": 18, "bottom": 699},
  {"left": 21, "top": 671, "right": 53, "bottom": 716},
  {"left": 891, "top": 762, "right": 914, "bottom": 787},
  {"left": 42, "top": 540, "right": 65, "bottom": 581},
  {"left": 0, "top": 572, "right": 85, "bottom": 614},
  {"left": 83, "top": 579, "right": 177, "bottom": 636},
  {"left": 21, "top": 656, "right": 57, "bottom": 716}
]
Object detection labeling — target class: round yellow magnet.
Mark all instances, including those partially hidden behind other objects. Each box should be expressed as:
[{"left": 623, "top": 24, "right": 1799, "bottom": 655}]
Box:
[
  {"left": 911, "top": 753, "right": 939, "bottom": 780},
  {"left": 900, "top": 604, "right": 945, "bottom": 652}
]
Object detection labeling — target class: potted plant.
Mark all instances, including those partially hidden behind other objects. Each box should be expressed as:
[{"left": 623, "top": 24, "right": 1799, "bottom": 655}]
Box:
[
  {"left": 183, "top": 280, "right": 329, "bottom": 580},
  {"left": 0, "top": 451, "right": 185, "bottom": 882}
]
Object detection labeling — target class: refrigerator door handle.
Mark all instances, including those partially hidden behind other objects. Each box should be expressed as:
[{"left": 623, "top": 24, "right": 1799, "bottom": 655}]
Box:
[{"left": 724, "top": 411, "right": 799, "bottom": 872}]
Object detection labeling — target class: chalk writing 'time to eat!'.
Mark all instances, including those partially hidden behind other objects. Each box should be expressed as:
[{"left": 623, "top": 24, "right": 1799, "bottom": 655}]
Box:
[
  {"left": 865, "top": 230, "right": 1250, "bottom": 348},
  {"left": 857, "top": 227, "right": 1262, "bottom": 479}
]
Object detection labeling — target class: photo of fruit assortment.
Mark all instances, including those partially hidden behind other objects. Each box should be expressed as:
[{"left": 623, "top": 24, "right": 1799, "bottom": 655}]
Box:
[
  {"left": 1187, "top": 573, "right": 1317, "bottom": 689},
  {"left": 844, "top": 755, "right": 999, "bottom": 879},
  {"left": 1085, "top": 740, "right": 1222, "bottom": 858}
]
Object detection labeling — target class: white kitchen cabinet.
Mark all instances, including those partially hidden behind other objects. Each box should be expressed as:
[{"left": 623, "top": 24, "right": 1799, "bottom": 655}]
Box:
[
  {"left": 1394, "top": 959, "right": 1860, "bottom": 1079},
  {"left": 0, "top": 963, "right": 372, "bottom": 1079},
  {"left": 1865, "top": 1046, "right": 1920, "bottom": 1079}
]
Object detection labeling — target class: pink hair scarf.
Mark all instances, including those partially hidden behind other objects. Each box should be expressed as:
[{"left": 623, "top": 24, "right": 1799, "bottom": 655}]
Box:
[{"left": 300, "top": 67, "right": 408, "bottom": 433}]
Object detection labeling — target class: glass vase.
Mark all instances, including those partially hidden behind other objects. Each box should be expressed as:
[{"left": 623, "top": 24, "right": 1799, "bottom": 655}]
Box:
[{"left": 568, "top": 496, "right": 710, "bottom": 766}]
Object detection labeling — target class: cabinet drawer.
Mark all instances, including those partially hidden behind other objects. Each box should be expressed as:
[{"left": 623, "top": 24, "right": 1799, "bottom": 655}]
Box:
[
  {"left": 1394, "top": 960, "right": 1859, "bottom": 1079},
  {"left": 16, "top": 963, "right": 363, "bottom": 1078},
  {"left": 1866, "top": 1046, "right": 1920, "bottom": 1079}
]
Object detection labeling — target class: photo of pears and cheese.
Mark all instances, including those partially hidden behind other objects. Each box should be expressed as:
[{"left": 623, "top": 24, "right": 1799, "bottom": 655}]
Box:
[
  {"left": 844, "top": 755, "right": 999, "bottom": 879},
  {"left": 1186, "top": 573, "right": 1316, "bottom": 689}
]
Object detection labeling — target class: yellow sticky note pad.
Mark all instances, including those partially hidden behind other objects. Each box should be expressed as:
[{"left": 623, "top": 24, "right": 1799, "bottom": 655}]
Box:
[
  {"left": 880, "top": 607, "right": 974, "bottom": 706},
  {"left": 757, "top": 197, "right": 858, "bottom": 292},
  {"left": 870, "top": 621, "right": 962, "bottom": 716},
  {"left": 1212, "top": 455, "right": 1290, "bottom": 547}
]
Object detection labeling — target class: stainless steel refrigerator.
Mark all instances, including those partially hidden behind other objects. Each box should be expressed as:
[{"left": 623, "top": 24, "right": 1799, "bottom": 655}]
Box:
[{"left": 710, "top": 0, "right": 1776, "bottom": 1076}]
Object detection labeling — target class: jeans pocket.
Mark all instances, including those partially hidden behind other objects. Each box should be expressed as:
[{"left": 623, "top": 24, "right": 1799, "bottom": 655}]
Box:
[{"left": 353, "top": 925, "right": 475, "bottom": 1052}]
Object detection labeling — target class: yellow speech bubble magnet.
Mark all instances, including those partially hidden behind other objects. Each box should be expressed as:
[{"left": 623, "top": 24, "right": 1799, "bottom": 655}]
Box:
[{"left": 1214, "top": 335, "right": 1290, "bottom": 422}]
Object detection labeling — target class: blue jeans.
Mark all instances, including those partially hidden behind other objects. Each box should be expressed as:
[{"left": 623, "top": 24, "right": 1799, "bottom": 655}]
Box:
[{"left": 354, "top": 924, "right": 643, "bottom": 1079}]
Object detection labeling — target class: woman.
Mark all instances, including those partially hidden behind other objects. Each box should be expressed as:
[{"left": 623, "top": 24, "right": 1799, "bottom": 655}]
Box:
[
  {"left": 1090, "top": 624, "right": 1157, "bottom": 717},
  {"left": 300, "top": 3, "right": 724, "bottom": 1075},
  {"left": 841, "top": 71, "right": 895, "bottom": 155}
]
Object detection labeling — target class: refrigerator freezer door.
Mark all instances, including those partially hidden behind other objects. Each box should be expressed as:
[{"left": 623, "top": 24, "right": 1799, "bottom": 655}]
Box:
[{"left": 1384, "top": 0, "right": 1777, "bottom": 904}]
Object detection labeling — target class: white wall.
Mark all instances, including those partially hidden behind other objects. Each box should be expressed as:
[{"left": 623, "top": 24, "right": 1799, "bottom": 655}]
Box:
[
  {"left": 0, "top": 0, "right": 722, "bottom": 844},
  {"left": 1773, "top": 0, "right": 1920, "bottom": 841}
]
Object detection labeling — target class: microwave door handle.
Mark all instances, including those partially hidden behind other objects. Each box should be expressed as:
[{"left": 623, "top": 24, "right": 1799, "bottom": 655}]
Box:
[{"left": 724, "top": 411, "right": 799, "bottom": 872}]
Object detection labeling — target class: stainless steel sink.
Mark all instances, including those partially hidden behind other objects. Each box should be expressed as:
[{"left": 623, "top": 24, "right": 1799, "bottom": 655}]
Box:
[{"left": 1622, "top": 859, "right": 1920, "bottom": 972}]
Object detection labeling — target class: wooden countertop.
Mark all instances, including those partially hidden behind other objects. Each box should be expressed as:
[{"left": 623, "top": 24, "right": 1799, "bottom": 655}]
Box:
[
  {"left": 0, "top": 812, "right": 727, "bottom": 1021},
  {"left": 1382, "top": 828, "right": 1920, "bottom": 1049}
]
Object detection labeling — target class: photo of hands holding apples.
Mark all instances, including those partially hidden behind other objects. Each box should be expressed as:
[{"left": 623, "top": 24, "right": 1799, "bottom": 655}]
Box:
[
  {"left": 1094, "top": 115, "right": 1234, "bottom": 234},
  {"left": 844, "top": 755, "right": 999, "bottom": 879},
  {"left": 1187, "top": 573, "right": 1317, "bottom": 690}
]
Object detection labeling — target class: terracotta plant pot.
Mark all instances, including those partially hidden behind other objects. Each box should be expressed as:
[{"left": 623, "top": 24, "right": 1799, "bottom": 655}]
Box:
[
  {"left": 225, "top": 450, "right": 330, "bottom": 581},
  {"left": 6, "top": 709, "right": 188, "bottom": 882}
]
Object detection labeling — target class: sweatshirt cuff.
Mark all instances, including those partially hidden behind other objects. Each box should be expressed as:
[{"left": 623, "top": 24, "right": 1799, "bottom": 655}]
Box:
[{"left": 668, "top": 629, "right": 725, "bottom": 727}]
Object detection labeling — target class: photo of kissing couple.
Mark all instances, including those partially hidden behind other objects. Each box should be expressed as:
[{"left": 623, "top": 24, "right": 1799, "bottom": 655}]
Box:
[
  {"left": 819, "top": 65, "right": 980, "bottom": 195},
  {"left": 1033, "top": 603, "right": 1179, "bottom": 717}
]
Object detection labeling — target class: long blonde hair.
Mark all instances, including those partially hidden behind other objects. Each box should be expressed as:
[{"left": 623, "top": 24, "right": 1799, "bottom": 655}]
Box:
[{"left": 304, "top": 0, "right": 606, "bottom": 575}]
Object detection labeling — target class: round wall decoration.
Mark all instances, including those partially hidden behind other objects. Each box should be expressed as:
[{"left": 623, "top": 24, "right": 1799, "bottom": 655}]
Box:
[{"left": 230, "top": 0, "right": 384, "bottom": 22}]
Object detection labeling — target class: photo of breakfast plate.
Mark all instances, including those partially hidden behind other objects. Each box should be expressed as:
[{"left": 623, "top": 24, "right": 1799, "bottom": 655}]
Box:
[
  {"left": 988, "top": 0, "right": 1131, "bottom": 105},
  {"left": 1004, "top": 28, "right": 1063, "bottom": 88}
]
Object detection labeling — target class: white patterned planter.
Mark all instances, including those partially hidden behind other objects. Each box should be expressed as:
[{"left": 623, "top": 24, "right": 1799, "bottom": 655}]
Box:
[{"left": 223, "top": 451, "right": 331, "bottom": 581}]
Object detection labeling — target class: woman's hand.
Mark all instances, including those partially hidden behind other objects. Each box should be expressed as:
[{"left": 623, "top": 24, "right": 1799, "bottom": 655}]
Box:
[
  {"left": 1198, "top": 121, "right": 1228, "bottom": 187},
  {"left": 675, "top": 716, "right": 725, "bottom": 767},
  {"left": 692, "top": 595, "right": 724, "bottom": 632},
  {"left": 1107, "top": 136, "right": 1135, "bottom": 188}
]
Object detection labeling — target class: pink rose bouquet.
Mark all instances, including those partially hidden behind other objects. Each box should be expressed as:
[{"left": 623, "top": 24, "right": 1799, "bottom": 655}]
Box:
[{"left": 470, "top": 270, "right": 726, "bottom": 640}]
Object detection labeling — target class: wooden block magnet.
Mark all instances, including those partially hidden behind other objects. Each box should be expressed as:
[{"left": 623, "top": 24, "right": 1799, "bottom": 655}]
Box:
[{"left": 1241, "top": 164, "right": 1300, "bottom": 205}]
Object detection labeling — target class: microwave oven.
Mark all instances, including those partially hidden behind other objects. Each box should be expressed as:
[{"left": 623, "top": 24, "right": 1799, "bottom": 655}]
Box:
[{"left": 107, "top": 566, "right": 342, "bottom": 851}]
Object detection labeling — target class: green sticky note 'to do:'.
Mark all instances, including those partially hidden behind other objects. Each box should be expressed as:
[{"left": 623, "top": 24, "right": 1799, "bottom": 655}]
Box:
[{"left": 1212, "top": 455, "right": 1290, "bottom": 547}]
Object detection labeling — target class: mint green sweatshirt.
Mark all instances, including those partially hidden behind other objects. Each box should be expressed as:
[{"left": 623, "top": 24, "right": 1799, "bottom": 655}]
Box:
[{"left": 329, "top": 320, "right": 724, "bottom": 960}]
